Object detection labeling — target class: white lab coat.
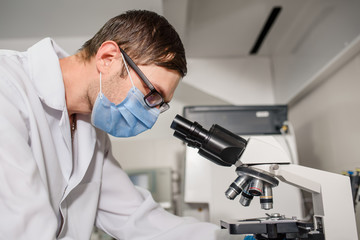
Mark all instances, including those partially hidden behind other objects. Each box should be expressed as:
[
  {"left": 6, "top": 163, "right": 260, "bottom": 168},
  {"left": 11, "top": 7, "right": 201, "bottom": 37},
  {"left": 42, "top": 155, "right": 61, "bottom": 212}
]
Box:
[{"left": 0, "top": 38, "right": 218, "bottom": 240}]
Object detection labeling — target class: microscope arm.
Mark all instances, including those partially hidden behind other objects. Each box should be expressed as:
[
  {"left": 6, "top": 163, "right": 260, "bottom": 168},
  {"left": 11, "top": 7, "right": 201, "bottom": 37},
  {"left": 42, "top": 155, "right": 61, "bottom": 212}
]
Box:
[
  {"left": 251, "top": 163, "right": 358, "bottom": 240},
  {"left": 253, "top": 164, "right": 321, "bottom": 193}
]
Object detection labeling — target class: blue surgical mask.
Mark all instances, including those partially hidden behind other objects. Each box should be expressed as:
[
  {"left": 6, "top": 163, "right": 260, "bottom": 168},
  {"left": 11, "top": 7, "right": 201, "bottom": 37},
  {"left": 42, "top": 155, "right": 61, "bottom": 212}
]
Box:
[{"left": 91, "top": 55, "right": 160, "bottom": 137}]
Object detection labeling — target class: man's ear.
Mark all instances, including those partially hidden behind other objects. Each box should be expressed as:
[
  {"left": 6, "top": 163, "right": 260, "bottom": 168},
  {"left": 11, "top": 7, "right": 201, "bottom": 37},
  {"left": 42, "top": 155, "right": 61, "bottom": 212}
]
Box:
[{"left": 95, "top": 41, "right": 121, "bottom": 73}]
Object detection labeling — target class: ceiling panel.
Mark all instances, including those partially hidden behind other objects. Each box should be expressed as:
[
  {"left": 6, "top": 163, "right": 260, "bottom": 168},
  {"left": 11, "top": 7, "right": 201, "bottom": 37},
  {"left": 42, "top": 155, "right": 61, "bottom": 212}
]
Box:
[{"left": 183, "top": 0, "right": 329, "bottom": 58}]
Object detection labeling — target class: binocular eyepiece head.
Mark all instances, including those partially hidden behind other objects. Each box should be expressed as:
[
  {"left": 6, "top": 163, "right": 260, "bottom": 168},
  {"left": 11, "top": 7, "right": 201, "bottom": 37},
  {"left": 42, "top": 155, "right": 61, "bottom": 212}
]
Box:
[{"left": 171, "top": 115, "right": 247, "bottom": 167}]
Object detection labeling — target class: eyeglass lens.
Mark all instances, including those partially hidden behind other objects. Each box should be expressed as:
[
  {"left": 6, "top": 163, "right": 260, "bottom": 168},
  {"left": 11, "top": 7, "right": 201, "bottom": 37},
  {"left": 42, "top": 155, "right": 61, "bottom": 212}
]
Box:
[{"left": 145, "top": 91, "right": 163, "bottom": 107}]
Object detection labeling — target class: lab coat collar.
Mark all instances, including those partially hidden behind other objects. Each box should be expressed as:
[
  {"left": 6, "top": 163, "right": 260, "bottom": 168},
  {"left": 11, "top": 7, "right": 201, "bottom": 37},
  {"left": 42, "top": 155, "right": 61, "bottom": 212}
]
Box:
[
  {"left": 27, "top": 38, "right": 97, "bottom": 191},
  {"left": 27, "top": 38, "right": 69, "bottom": 111}
]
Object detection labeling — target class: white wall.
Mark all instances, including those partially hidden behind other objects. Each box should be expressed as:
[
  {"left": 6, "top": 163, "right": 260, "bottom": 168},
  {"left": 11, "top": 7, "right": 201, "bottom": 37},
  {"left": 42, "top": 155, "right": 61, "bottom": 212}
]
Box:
[
  {"left": 184, "top": 57, "right": 274, "bottom": 105},
  {"left": 288, "top": 51, "right": 360, "bottom": 236},
  {"left": 0, "top": 36, "right": 89, "bottom": 54},
  {"left": 0, "top": 0, "right": 163, "bottom": 41},
  {"left": 272, "top": 0, "right": 360, "bottom": 103}
]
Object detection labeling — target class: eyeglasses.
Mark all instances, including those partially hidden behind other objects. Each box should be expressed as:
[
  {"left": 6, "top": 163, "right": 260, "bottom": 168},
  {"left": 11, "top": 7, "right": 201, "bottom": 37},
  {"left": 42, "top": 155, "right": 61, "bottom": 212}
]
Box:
[{"left": 120, "top": 48, "right": 170, "bottom": 113}]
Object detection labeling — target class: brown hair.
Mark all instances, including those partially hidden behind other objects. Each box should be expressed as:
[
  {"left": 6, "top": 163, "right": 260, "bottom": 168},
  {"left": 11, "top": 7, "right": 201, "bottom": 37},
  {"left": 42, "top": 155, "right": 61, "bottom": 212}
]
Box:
[{"left": 79, "top": 10, "right": 187, "bottom": 77}]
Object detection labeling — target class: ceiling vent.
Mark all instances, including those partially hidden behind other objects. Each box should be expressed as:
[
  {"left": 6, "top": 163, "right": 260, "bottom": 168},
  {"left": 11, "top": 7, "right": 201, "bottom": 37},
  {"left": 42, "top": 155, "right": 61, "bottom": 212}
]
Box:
[{"left": 250, "top": 6, "right": 282, "bottom": 55}]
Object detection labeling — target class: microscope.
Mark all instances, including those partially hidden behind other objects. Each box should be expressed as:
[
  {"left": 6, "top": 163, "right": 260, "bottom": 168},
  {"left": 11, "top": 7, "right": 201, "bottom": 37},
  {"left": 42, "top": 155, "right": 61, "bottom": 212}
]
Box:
[{"left": 170, "top": 114, "right": 358, "bottom": 240}]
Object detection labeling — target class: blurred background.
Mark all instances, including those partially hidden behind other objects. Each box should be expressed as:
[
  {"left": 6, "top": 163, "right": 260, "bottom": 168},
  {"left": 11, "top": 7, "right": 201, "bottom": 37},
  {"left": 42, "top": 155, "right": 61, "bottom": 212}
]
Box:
[{"left": 1, "top": 0, "right": 360, "bottom": 237}]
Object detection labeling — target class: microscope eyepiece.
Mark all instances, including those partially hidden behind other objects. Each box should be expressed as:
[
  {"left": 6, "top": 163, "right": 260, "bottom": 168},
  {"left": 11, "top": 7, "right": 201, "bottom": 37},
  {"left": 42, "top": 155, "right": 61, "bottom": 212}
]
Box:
[
  {"left": 170, "top": 115, "right": 247, "bottom": 167},
  {"left": 171, "top": 115, "right": 210, "bottom": 148},
  {"left": 170, "top": 115, "right": 193, "bottom": 134}
]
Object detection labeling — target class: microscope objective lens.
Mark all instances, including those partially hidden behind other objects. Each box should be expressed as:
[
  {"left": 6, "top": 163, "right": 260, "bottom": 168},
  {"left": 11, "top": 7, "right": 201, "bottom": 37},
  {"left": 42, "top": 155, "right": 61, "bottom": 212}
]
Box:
[
  {"left": 260, "top": 183, "right": 274, "bottom": 210},
  {"left": 239, "top": 186, "right": 253, "bottom": 207},
  {"left": 248, "top": 179, "right": 263, "bottom": 196}
]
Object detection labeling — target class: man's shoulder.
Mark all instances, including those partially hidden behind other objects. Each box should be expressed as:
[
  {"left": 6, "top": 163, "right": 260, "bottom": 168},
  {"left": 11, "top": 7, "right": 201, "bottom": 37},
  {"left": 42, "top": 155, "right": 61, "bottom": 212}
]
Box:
[
  {"left": 0, "top": 49, "right": 28, "bottom": 74},
  {"left": 0, "top": 48, "right": 27, "bottom": 59},
  {"left": 0, "top": 49, "right": 31, "bottom": 111},
  {"left": 0, "top": 49, "right": 20, "bottom": 55},
  {"left": 0, "top": 50, "right": 28, "bottom": 83}
]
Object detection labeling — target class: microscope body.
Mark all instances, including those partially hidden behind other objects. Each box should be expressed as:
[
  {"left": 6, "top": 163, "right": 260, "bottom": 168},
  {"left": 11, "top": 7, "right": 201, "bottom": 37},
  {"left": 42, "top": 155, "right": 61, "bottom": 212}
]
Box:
[
  {"left": 171, "top": 115, "right": 358, "bottom": 240},
  {"left": 237, "top": 137, "right": 358, "bottom": 240}
]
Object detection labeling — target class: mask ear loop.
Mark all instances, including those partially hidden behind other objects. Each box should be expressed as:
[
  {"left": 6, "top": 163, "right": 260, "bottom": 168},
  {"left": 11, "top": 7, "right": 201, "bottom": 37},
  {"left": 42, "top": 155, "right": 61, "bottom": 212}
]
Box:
[
  {"left": 121, "top": 52, "right": 135, "bottom": 90},
  {"left": 99, "top": 72, "right": 103, "bottom": 99}
]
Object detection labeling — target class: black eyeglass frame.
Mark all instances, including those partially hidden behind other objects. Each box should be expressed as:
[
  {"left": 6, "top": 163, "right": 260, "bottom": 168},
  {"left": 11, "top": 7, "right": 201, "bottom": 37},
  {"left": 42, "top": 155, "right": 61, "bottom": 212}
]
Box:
[{"left": 119, "top": 48, "right": 170, "bottom": 113}]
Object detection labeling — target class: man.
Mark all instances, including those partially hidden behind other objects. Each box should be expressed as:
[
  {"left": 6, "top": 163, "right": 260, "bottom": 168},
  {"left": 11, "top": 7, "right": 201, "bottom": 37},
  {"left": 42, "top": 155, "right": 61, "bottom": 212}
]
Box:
[{"left": 0, "top": 10, "right": 218, "bottom": 239}]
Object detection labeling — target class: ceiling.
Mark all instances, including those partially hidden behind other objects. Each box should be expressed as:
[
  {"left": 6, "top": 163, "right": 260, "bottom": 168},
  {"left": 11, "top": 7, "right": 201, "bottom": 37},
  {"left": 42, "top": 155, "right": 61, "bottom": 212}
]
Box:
[
  {"left": 0, "top": 0, "right": 344, "bottom": 58},
  {"left": 180, "top": 0, "right": 349, "bottom": 57}
]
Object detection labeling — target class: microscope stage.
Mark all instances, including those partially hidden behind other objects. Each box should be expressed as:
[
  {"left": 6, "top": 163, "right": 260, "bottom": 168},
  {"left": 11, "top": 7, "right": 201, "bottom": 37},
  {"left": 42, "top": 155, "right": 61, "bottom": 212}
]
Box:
[{"left": 220, "top": 214, "right": 324, "bottom": 239}]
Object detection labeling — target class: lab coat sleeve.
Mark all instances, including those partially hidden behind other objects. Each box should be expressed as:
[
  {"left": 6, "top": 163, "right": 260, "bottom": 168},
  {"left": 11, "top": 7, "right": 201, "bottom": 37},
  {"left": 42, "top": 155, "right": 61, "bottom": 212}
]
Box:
[
  {"left": 0, "top": 75, "right": 58, "bottom": 239},
  {"left": 95, "top": 137, "right": 219, "bottom": 240}
]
